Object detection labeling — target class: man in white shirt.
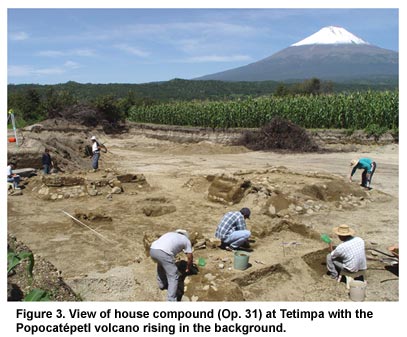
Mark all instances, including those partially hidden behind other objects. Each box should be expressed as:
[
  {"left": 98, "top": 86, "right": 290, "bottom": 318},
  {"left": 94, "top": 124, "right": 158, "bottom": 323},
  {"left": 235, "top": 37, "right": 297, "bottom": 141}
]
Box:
[
  {"left": 7, "top": 162, "right": 21, "bottom": 189},
  {"left": 326, "top": 224, "right": 367, "bottom": 280},
  {"left": 91, "top": 136, "right": 101, "bottom": 171},
  {"left": 150, "top": 229, "right": 193, "bottom": 301}
]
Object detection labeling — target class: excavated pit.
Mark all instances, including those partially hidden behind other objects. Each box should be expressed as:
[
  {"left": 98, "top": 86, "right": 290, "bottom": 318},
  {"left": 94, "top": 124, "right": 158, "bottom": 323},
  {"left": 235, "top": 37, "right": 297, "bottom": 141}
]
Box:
[{"left": 7, "top": 121, "right": 399, "bottom": 301}]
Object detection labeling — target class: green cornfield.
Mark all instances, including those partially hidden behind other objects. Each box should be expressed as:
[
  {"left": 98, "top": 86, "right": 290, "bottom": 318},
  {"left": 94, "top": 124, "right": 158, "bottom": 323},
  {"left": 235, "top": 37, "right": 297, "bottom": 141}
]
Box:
[{"left": 128, "top": 90, "right": 398, "bottom": 130}]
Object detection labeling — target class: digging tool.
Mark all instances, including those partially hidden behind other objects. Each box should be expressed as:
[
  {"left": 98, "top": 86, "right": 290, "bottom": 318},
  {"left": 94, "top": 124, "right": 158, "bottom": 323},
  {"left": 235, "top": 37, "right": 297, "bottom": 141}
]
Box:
[
  {"left": 366, "top": 256, "right": 398, "bottom": 265},
  {"left": 61, "top": 210, "right": 117, "bottom": 244},
  {"left": 367, "top": 248, "right": 396, "bottom": 258}
]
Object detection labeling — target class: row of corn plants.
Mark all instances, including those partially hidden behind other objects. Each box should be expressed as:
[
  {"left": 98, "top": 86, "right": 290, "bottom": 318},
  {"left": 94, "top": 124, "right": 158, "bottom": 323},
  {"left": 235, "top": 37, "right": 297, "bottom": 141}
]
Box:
[{"left": 128, "top": 90, "right": 398, "bottom": 130}]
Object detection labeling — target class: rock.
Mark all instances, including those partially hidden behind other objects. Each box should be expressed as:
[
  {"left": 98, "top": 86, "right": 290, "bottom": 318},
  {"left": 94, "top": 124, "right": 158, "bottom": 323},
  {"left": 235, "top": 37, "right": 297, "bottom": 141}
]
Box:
[
  {"left": 218, "top": 263, "right": 225, "bottom": 269},
  {"left": 108, "top": 179, "right": 122, "bottom": 189},
  {"left": 207, "top": 238, "right": 221, "bottom": 248},
  {"left": 88, "top": 188, "right": 98, "bottom": 196},
  {"left": 43, "top": 175, "right": 85, "bottom": 187},
  {"left": 116, "top": 173, "right": 148, "bottom": 186},
  {"left": 194, "top": 239, "right": 206, "bottom": 249},
  {"left": 111, "top": 186, "right": 122, "bottom": 194},
  {"left": 142, "top": 205, "right": 176, "bottom": 217},
  {"left": 10, "top": 189, "right": 23, "bottom": 196},
  {"left": 207, "top": 174, "right": 251, "bottom": 205},
  {"left": 204, "top": 273, "right": 216, "bottom": 282}
]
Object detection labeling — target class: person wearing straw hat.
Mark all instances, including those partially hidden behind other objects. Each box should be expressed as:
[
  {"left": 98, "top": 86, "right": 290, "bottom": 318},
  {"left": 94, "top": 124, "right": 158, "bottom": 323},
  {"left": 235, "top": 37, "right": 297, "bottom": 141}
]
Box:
[
  {"left": 325, "top": 224, "right": 367, "bottom": 280},
  {"left": 349, "top": 158, "right": 377, "bottom": 189},
  {"left": 215, "top": 208, "right": 252, "bottom": 252},
  {"left": 150, "top": 229, "right": 193, "bottom": 301}
]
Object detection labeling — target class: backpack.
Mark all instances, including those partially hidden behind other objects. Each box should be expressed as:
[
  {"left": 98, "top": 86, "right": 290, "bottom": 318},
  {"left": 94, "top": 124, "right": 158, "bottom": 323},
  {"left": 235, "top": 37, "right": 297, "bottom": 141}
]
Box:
[{"left": 84, "top": 145, "right": 93, "bottom": 157}]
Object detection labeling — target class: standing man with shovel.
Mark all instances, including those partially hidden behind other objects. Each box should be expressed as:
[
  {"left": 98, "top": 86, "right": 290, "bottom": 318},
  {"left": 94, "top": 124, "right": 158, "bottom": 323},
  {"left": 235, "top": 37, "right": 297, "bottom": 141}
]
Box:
[{"left": 90, "top": 136, "right": 106, "bottom": 172}]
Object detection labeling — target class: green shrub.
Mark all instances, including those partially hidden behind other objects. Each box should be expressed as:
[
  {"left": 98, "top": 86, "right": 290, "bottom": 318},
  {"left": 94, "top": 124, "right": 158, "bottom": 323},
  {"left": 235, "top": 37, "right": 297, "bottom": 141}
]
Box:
[{"left": 7, "top": 249, "right": 34, "bottom": 279}]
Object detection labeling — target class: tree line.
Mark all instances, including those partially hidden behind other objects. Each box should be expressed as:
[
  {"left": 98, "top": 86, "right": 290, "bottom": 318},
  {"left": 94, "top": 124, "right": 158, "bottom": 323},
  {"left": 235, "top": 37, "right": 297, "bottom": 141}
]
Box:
[{"left": 7, "top": 77, "right": 398, "bottom": 126}]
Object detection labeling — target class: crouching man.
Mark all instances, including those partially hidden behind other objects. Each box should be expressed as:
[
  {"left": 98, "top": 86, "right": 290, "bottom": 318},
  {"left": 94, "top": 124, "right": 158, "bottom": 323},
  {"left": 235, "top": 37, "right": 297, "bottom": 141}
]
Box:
[
  {"left": 215, "top": 207, "right": 252, "bottom": 252},
  {"left": 326, "top": 224, "right": 367, "bottom": 280}
]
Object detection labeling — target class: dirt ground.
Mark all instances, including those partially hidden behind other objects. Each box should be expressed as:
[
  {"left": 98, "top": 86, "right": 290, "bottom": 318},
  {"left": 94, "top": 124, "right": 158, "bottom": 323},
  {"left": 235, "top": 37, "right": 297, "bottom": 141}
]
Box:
[{"left": 7, "top": 125, "right": 399, "bottom": 302}]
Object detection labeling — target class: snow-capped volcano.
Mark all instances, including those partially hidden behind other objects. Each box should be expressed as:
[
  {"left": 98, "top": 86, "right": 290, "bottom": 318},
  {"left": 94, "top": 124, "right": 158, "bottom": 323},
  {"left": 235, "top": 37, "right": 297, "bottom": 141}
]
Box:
[
  {"left": 291, "top": 26, "right": 369, "bottom": 46},
  {"left": 195, "top": 26, "right": 397, "bottom": 82}
]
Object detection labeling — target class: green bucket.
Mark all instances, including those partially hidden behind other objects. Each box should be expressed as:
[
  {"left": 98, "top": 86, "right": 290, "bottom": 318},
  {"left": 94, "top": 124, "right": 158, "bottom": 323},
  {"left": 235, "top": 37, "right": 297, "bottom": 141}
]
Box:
[{"left": 234, "top": 251, "right": 250, "bottom": 270}]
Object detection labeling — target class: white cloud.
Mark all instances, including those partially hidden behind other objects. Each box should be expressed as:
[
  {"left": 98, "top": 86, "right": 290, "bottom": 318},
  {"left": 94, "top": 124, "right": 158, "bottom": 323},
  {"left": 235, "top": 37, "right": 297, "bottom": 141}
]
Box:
[
  {"left": 8, "top": 65, "right": 32, "bottom": 77},
  {"left": 36, "top": 48, "right": 96, "bottom": 57},
  {"left": 183, "top": 54, "right": 252, "bottom": 63},
  {"left": 114, "top": 44, "right": 150, "bottom": 57},
  {"left": 37, "top": 50, "right": 65, "bottom": 57},
  {"left": 34, "top": 67, "right": 66, "bottom": 75},
  {"left": 8, "top": 61, "right": 81, "bottom": 78},
  {"left": 64, "top": 61, "right": 81, "bottom": 69},
  {"left": 9, "top": 31, "right": 29, "bottom": 41}
]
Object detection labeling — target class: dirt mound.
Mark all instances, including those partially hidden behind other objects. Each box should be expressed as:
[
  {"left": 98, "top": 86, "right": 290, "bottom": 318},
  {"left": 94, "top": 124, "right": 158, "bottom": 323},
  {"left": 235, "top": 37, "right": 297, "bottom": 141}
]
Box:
[
  {"left": 48, "top": 104, "right": 127, "bottom": 134},
  {"left": 48, "top": 104, "right": 99, "bottom": 127},
  {"left": 301, "top": 180, "right": 367, "bottom": 202},
  {"left": 237, "top": 117, "right": 319, "bottom": 152}
]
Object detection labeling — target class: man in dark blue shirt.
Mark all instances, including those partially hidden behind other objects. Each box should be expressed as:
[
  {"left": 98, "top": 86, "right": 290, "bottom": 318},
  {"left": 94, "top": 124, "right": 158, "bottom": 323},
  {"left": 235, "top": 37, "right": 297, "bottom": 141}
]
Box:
[{"left": 42, "top": 148, "right": 53, "bottom": 174}]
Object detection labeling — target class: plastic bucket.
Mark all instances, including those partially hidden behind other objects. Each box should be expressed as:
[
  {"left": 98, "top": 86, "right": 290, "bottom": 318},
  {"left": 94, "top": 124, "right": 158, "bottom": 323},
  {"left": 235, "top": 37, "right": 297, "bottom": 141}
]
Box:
[
  {"left": 234, "top": 251, "right": 250, "bottom": 270},
  {"left": 8, "top": 137, "right": 16, "bottom": 143},
  {"left": 349, "top": 280, "right": 367, "bottom": 301},
  {"left": 198, "top": 257, "right": 206, "bottom": 267}
]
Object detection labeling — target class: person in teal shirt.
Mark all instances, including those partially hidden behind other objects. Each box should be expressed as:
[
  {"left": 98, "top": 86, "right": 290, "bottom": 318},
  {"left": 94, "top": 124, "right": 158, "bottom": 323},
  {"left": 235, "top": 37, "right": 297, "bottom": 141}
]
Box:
[{"left": 349, "top": 158, "right": 377, "bottom": 189}]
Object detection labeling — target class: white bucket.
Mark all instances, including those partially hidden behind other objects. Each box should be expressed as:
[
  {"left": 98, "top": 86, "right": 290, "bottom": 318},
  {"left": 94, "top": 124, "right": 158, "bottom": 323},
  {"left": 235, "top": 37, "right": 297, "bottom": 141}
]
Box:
[{"left": 349, "top": 280, "right": 367, "bottom": 301}]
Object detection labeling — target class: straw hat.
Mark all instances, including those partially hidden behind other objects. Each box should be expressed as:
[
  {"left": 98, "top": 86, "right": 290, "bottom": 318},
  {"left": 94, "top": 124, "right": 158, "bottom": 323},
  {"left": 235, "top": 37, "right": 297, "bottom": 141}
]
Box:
[
  {"left": 333, "top": 224, "right": 355, "bottom": 236},
  {"left": 175, "top": 229, "right": 190, "bottom": 240},
  {"left": 350, "top": 159, "right": 359, "bottom": 167}
]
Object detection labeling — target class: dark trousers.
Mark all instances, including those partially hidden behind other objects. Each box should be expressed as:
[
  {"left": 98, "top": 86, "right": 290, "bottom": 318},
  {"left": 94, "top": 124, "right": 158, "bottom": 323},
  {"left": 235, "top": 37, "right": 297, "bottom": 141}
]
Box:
[{"left": 362, "top": 161, "right": 376, "bottom": 187}]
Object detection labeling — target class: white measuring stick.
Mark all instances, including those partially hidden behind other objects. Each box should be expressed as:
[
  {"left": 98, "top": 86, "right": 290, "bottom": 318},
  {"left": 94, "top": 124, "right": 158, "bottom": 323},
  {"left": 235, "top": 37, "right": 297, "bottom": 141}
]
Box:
[{"left": 62, "top": 210, "right": 117, "bottom": 244}]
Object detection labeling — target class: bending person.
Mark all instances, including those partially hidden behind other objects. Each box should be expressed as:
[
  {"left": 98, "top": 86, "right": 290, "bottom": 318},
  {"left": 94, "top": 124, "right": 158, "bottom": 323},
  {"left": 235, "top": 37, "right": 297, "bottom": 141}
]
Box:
[
  {"left": 150, "top": 229, "right": 193, "bottom": 301},
  {"left": 349, "top": 158, "right": 376, "bottom": 189}
]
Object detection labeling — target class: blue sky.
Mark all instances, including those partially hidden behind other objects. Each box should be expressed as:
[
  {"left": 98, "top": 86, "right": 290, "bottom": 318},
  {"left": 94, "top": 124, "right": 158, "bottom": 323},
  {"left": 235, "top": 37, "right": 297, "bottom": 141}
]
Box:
[{"left": 7, "top": 8, "right": 399, "bottom": 84}]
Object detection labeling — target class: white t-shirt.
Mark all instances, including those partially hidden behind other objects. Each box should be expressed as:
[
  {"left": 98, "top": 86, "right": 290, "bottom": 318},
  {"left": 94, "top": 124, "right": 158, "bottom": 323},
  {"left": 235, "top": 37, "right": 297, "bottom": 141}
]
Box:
[
  {"left": 92, "top": 141, "right": 99, "bottom": 153},
  {"left": 151, "top": 232, "right": 192, "bottom": 256},
  {"left": 331, "top": 236, "right": 367, "bottom": 272},
  {"left": 7, "top": 165, "right": 13, "bottom": 177}
]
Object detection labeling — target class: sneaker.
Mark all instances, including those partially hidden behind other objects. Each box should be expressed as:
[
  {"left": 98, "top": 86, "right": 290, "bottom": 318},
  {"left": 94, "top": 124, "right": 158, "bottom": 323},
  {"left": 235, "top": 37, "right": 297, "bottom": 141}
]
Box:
[
  {"left": 322, "top": 274, "right": 337, "bottom": 281},
  {"left": 237, "top": 246, "right": 253, "bottom": 252},
  {"left": 240, "top": 241, "right": 251, "bottom": 249}
]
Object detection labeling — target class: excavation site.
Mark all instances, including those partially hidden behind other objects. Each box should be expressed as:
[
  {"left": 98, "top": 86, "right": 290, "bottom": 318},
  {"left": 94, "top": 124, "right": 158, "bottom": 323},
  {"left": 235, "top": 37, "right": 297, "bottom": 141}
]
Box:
[{"left": 7, "top": 118, "right": 399, "bottom": 302}]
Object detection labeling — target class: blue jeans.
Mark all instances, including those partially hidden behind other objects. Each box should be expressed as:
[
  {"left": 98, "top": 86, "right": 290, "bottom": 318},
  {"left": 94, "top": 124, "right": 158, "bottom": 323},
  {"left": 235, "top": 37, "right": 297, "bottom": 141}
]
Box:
[
  {"left": 92, "top": 152, "right": 100, "bottom": 169},
  {"left": 362, "top": 161, "right": 377, "bottom": 187},
  {"left": 150, "top": 248, "right": 179, "bottom": 301},
  {"left": 223, "top": 230, "right": 251, "bottom": 249},
  {"left": 326, "top": 253, "right": 344, "bottom": 278},
  {"left": 7, "top": 176, "right": 20, "bottom": 188},
  {"left": 43, "top": 164, "right": 51, "bottom": 174}
]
